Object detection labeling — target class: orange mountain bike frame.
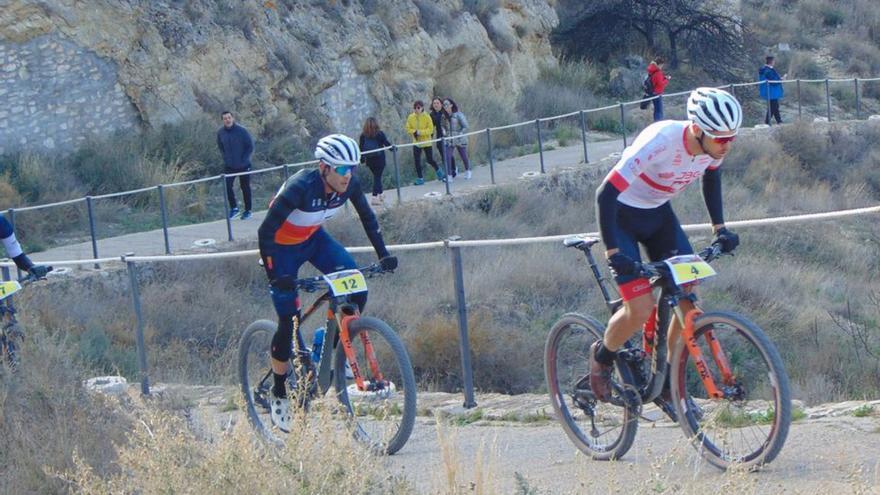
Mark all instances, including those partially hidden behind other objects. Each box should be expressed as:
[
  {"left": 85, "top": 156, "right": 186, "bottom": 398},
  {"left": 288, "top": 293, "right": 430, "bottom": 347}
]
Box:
[
  {"left": 680, "top": 308, "right": 735, "bottom": 399},
  {"left": 338, "top": 312, "right": 385, "bottom": 392}
]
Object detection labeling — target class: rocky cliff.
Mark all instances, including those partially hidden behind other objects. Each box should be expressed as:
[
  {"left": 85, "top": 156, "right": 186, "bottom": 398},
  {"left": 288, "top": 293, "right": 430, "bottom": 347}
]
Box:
[{"left": 0, "top": 0, "right": 558, "bottom": 154}]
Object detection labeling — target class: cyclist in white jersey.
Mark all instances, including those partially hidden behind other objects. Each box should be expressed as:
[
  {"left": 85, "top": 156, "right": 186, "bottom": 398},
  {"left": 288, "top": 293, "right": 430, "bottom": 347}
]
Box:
[{"left": 590, "top": 88, "right": 743, "bottom": 403}]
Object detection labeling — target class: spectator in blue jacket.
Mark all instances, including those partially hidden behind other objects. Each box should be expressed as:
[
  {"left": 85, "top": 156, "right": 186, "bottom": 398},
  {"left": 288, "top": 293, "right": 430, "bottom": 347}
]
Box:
[
  {"left": 217, "top": 111, "right": 255, "bottom": 219},
  {"left": 759, "top": 56, "right": 784, "bottom": 125}
]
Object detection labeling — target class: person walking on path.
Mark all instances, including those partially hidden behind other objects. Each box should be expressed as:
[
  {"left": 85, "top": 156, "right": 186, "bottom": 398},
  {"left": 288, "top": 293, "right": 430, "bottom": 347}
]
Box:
[
  {"left": 405, "top": 100, "right": 445, "bottom": 185},
  {"left": 359, "top": 117, "right": 392, "bottom": 206},
  {"left": 217, "top": 111, "right": 255, "bottom": 219},
  {"left": 430, "top": 97, "right": 447, "bottom": 170},
  {"left": 647, "top": 57, "right": 671, "bottom": 122},
  {"left": 759, "top": 55, "right": 784, "bottom": 125},
  {"left": 441, "top": 98, "right": 472, "bottom": 180}
]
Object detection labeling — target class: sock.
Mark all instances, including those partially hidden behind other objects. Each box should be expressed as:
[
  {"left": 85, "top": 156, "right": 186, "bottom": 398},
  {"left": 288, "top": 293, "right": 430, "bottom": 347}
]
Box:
[
  {"left": 594, "top": 342, "right": 617, "bottom": 366},
  {"left": 272, "top": 372, "right": 287, "bottom": 399}
]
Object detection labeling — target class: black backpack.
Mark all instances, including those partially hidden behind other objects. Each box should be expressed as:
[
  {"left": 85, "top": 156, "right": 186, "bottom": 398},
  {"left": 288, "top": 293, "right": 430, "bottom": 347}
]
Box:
[{"left": 642, "top": 74, "right": 654, "bottom": 96}]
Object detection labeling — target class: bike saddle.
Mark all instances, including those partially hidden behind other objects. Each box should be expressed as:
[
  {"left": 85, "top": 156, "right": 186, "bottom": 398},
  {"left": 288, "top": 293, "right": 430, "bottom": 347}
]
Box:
[{"left": 563, "top": 236, "right": 601, "bottom": 249}]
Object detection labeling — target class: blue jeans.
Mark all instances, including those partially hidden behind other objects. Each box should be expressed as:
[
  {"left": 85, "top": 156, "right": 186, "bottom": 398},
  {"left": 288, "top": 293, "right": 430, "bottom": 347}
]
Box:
[{"left": 653, "top": 95, "right": 664, "bottom": 122}]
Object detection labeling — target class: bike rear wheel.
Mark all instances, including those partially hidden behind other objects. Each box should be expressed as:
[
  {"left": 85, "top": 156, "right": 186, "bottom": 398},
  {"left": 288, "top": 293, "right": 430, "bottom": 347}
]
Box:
[
  {"left": 334, "top": 316, "right": 416, "bottom": 455},
  {"left": 670, "top": 311, "right": 791, "bottom": 470},
  {"left": 544, "top": 313, "right": 640, "bottom": 461}
]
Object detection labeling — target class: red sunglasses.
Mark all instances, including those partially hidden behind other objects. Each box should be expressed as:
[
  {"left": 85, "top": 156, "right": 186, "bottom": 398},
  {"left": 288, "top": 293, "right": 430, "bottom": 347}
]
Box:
[{"left": 711, "top": 135, "right": 736, "bottom": 144}]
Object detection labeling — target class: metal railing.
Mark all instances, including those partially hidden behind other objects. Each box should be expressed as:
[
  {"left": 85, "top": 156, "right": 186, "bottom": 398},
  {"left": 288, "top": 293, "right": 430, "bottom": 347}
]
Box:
[
  {"left": 9, "top": 76, "right": 880, "bottom": 262},
  {"left": 7, "top": 203, "right": 879, "bottom": 405}
]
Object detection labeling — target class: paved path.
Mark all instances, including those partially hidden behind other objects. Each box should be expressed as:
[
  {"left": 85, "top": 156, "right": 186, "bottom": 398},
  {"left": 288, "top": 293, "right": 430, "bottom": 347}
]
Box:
[{"left": 30, "top": 138, "right": 626, "bottom": 263}]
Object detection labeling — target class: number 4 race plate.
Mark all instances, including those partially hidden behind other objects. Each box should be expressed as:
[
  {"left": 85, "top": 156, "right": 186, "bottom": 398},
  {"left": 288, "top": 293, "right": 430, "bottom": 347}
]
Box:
[
  {"left": 323, "top": 269, "right": 368, "bottom": 296},
  {"left": 663, "top": 254, "right": 717, "bottom": 286}
]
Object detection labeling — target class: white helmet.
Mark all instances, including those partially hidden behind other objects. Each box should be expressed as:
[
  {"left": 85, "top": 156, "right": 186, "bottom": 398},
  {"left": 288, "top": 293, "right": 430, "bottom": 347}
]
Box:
[
  {"left": 314, "top": 134, "right": 361, "bottom": 167},
  {"left": 687, "top": 87, "right": 743, "bottom": 137}
]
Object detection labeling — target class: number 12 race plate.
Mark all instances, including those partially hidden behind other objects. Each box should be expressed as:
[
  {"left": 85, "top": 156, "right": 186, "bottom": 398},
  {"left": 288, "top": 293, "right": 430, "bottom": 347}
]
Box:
[
  {"left": 323, "top": 269, "right": 368, "bottom": 296},
  {"left": 663, "top": 254, "right": 717, "bottom": 286}
]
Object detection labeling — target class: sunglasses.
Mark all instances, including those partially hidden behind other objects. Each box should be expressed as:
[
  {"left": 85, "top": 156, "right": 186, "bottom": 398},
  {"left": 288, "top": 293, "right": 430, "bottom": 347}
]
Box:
[
  {"left": 712, "top": 135, "right": 736, "bottom": 144},
  {"left": 333, "top": 165, "right": 355, "bottom": 175}
]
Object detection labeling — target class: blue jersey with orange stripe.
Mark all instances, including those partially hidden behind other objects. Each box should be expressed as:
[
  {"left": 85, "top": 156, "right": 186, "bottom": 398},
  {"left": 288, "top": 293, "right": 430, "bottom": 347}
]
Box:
[
  {"left": 606, "top": 120, "right": 721, "bottom": 209},
  {"left": 257, "top": 169, "right": 389, "bottom": 258}
]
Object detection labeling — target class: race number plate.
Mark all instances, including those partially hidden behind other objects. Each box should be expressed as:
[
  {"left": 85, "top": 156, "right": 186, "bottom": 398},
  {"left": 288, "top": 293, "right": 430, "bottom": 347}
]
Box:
[
  {"left": 664, "top": 254, "right": 716, "bottom": 286},
  {"left": 0, "top": 281, "right": 22, "bottom": 301},
  {"left": 323, "top": 269, "right": 368, "bottom": 296}
]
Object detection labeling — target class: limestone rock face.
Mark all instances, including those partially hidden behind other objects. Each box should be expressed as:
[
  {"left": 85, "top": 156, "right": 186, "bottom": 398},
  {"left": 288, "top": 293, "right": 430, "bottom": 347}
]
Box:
[{"left": 0, "top": 0, "right": 559, "bottom": 154}]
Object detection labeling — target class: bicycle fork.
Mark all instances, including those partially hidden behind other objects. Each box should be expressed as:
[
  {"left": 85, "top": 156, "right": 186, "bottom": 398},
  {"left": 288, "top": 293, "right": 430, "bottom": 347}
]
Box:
[
  {"left": 676, "top": 308, "right": 736, "bottom": 399},
  {"left": 338, "top": 314, "right": 386, "bottom": 392}
]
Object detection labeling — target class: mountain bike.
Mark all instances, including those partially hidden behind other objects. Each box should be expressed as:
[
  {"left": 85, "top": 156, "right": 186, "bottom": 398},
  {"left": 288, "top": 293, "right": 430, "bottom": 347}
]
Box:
[
  {"left": 545, "top": 236, "right": 791, "bottom": 470},
  {"left": 238, "top": 262, "right": 416, "bottom": 454},
  {"left": 0, "top": 268, "right": 53, "bottom": 371}
]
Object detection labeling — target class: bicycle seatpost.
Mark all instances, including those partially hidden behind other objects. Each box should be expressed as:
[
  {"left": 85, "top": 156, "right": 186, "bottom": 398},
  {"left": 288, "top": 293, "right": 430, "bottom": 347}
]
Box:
[{"left": 581, "top": 247, "right": 615, "bottom": 309}]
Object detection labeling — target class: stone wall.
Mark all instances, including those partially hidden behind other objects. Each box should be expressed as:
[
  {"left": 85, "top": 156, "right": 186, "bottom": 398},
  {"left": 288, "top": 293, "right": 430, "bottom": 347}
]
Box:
[{"left": 0, "top": 33, "right": 138, "bottom": 154}]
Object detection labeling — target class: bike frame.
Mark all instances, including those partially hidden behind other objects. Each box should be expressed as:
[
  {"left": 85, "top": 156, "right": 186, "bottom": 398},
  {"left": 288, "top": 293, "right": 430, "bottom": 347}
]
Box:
[{"left": 575, "top": 239, "right": 736, "bottom": 402}]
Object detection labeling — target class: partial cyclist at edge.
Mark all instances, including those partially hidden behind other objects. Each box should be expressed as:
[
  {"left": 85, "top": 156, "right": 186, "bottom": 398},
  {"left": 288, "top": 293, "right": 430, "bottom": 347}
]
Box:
[
  {"left": 0, "top": 217, "right": 50, "bottom": 278},
  {"left": 591, "top": 87, "right": 742, "bottom": 411},
  {"left": 257, "top": 134, "right": 398, "bottom": 433}
]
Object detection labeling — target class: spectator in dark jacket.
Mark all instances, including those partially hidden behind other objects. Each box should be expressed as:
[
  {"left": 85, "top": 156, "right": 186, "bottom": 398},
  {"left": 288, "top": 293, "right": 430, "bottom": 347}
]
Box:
[
  {"left": 359, "top": 117, "right": 392, "bottom": 206},
  {"left": 217, "top": 111, "right": 255, "bottom": 219},
  {"left": 647, "top": 57, "right": 671, "bottom": 122},
  {"left": 429, "top": 97, "right": 447, "bottom": 170},
  {"left": 759, "top": 56, "right": 784, "bottom": 125}
]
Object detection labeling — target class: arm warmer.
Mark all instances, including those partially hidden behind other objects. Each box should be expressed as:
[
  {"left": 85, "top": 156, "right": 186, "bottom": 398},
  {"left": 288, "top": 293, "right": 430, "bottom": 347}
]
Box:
[
  {"left": 596, "top": 180, "right": 622, "bottom": 251},
  {"left": 701, "top": 167, "right": 725, "bottom": 226}
]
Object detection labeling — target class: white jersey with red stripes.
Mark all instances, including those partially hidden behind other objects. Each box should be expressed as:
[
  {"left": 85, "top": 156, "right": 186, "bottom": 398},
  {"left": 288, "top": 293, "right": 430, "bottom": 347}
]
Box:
[{"left": 606, "top": 120, "right": 722, "bottom": 209}]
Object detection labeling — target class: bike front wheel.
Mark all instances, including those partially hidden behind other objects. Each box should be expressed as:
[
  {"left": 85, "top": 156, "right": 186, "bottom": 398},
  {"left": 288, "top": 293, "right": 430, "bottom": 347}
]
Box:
[
  {"left": 544, "top": 313, "right": 640, "bottom": 461},
  {"left": 334, "top": 316, "right": 416, "bottom": 455},
  {"left": 670, "top": 311, "right": 791, "bottom": 470},
  {"left": 238, "top": 319, "right": 282, "bottom": 444}
]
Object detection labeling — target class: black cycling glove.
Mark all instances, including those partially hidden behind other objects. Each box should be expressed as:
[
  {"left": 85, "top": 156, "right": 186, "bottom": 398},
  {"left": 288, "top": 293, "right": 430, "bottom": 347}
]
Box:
[
  {"left": 29, "top": 265, "right": 51, "bottom": 279},
  {"left": 608, "top": 252, "right": 637, "bottom": 277},
  {"left": 713, "top": 227, "right": 740, "bottom": 253},
  {"left": 380, "top": 255, "right": 398, "bottom": 272}
]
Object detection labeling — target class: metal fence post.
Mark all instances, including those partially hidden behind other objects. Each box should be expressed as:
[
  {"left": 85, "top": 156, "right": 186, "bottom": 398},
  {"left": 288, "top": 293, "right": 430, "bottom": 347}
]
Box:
[
  {"left": 797, "top": 79, "right": 802, "bottom": 118},
  {"left": 855, "top": 78, "right": 861, "bottom": 119},
  {"left": 125, "top": 257, "right": 150, "bottom": 396},
  {"left": 447, "top": 236, "right": 476, "bottom": 409},
  {"left": 283, "top": 164, "right": 291, "bottom": 181},
  {"left": 441, "top": 139, "right": 451, "bottom": 195},
  {"left": 7, "top": 209, "right": 20, "bottom": 279},
  {"left": 729, "top": 83, "right": 736, "bottom": 100},
  {"left": 221, "top": 174, "right": 234, "bottom": 242},
  {"left": 85, "top": 196, "right": 100, "bottom": 269},
  {"left": 535, "top": 119, "right": 545, "bottom": 174},
  {"left": 157, "top": 185, "right": 171, "bottom": 254},
  {"left": 579, "top": 110, "right": 589, "bottom": 164},
  {"left": 391, "top": 145, "right": 402, "bottom": 205},
  {"left": 486, "top": 128, "right": 496, "bottom": 184},
  {"left": 619, "top": 103, "right": 627, "bottom": 148},
  {"left": 825, "top": 79, "right": 832, "bottom": 121}
]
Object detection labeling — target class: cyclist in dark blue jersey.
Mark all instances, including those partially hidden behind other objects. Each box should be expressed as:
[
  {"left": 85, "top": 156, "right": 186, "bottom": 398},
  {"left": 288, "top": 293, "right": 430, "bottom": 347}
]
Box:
[
  {"left": 257, "top": 134, "right": 397, "bottom": 432},
  {"left": 0, "top": 217, "right": 50, "bottom": 278}
]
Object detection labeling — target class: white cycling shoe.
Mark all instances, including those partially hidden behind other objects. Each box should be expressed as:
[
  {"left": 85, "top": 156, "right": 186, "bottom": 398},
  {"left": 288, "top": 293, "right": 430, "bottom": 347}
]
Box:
[{"left": 270, "top": 395, "right": 292, "bottom": 433}]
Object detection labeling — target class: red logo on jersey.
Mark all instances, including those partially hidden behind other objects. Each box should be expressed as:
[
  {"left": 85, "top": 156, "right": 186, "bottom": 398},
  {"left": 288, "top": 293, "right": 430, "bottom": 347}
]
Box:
[{"left": 658, "top": 172, "right": 674, "bottom": 179}]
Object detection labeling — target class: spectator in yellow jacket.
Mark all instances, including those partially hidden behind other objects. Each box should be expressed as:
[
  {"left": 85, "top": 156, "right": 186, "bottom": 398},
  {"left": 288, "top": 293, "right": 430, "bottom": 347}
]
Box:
[{"left": 405, "top": 100, "right": 445, "bottom": 185}]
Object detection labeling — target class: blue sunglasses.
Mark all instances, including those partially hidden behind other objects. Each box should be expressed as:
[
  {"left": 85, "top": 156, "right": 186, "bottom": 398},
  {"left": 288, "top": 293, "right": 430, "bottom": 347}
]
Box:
[{"left": 333, "top": 165, "right": 355, "bottom": 175}]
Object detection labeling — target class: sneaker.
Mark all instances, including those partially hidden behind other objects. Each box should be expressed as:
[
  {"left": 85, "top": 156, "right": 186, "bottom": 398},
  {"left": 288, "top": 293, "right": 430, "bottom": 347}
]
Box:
[
  {"left": 465, "top": 170, "right": 472, "bottom": 180},
  {"left": 414, "top": 178, "right": 425, "bottom": 186},
  {"left": 270, "top": 395, "right": 292, "bottom": 433},
  {"left": 240, "top": 210, "right": 252, "bottom": 220},
  {"left": 228, "top": 207, "right": 240, "bottom": 219},
  {"left": 436, "top": 169, "right": 446, "bottom": 182},
  {"left": 589, "top": 342, "right": 614, "bottom": 402},
  {"left": 370, "top": 195, "right": 381, "bottom": 206}
]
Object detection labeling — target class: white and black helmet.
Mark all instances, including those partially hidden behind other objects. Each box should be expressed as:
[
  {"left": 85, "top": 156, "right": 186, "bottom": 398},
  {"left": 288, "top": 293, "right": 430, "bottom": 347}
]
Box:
[
  {"left": 686, "top": 87, "right": 743, "bottom": 137},
  {"left": 314, "top": 134, "right": 361, "bottom": 167}
]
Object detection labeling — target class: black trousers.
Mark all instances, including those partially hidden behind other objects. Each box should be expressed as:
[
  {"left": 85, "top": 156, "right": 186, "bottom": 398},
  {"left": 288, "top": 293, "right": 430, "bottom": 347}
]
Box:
[
  {"left": 412, "top": 146, "right": 439, "bottom": 178},
  {"left": 225, "top": 169, "right": 252, "bottom": 211},
  {"left": 765, "top": 99, "right": 782, "bottom": 124}
]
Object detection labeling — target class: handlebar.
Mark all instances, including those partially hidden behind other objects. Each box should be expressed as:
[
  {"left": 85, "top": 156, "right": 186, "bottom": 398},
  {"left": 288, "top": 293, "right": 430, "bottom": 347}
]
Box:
[
  {"left": 633, "top": 243, "right": 725, "bottom": 279},
  {"left": 18, "top": 266, "right": 53, "bottom": 285},
  {"left": 294, "top": 263, "right": 391, "bottom": 293}
]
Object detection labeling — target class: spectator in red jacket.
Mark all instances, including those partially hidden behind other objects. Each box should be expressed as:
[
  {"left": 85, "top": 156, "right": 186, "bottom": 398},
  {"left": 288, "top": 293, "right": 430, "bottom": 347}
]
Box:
[{"left": 647, "top": 57, "right": 671, "bottom": 122}]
